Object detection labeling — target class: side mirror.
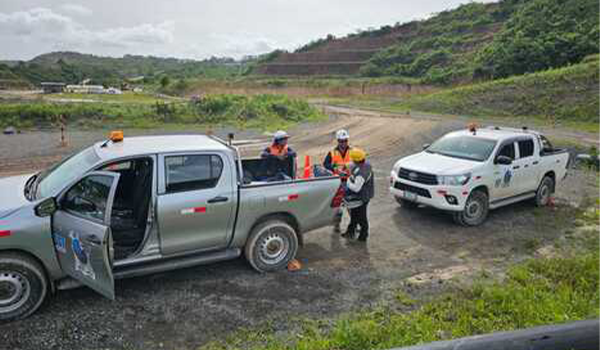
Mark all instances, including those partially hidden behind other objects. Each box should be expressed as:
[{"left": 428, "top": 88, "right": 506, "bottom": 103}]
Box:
[
  {"left": 495, "top": 155, "right": 513, "bottom": 165},
  {"left": 35, "top": 197, "right": 57, "bottom": 217},
  {"left": 422, "top": 143, "right": 430, "bottom": 150}
]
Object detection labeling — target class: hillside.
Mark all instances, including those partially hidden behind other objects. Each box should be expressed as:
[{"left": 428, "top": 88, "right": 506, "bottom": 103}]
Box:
[
  {"left": 2, "top": 52, "right": 246, "bottom": 87},
  {"left": 254, "top": 0, "right": 599, "bottom": 83},
  {"left": 348, "top": 57, "right": 598, "bottom": 132},
  {"left": 254, "top": 1, "right": 511, "bottom": 78}
]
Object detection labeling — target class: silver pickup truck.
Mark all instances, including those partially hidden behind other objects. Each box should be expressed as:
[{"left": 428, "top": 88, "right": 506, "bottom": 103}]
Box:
[{"left": 0, "top": 134, "right": 342, "bottom": 322}]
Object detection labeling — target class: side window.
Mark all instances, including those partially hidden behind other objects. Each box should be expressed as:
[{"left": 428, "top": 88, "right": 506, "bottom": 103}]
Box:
[
  {"left": 165, "top": 155, "right": 223, "bottom": 193},
  {"left": 540, "top": 135, "right": 554, "bottom": 153},
  {"left": 518, "top": 139, "right": 535, "bottom": 158},
  {"left": 62, "top": 175, "right": 113, "bottom": 222},
  {"left": 497, "top": 142, "right": 515, "bottom": 159}
]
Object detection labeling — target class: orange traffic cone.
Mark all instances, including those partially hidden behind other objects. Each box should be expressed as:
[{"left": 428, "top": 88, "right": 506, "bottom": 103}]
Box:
[
  {"left": 303, "top": 155, "right": 313, "bottom": 179},
  {"left": 287, "top": 259, "right": 302, "bottom": 271}
]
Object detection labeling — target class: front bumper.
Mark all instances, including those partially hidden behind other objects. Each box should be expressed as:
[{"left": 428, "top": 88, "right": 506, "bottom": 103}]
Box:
[{"left": 389, "top": 171, "right": 468, "bottom": 212}]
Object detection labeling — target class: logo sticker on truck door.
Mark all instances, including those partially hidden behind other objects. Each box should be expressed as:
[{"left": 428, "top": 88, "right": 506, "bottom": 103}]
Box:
[
  {"left": 70, "top": 232, "right": 96, "bottom": 280},
  {"left": 495, "top": 169, "right": 513, "bottom": 188}
]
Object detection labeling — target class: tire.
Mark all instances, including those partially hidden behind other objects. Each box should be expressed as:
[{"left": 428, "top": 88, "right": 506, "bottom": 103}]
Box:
[
  {"left": 0, "top": 252, "right": 48, "bottom": 323},
  {"left": 535, "top": 176, "right": 555, "bottom": 207},
  {"left": 453, "top": 190, "right": 489, "bottom": 226},
  {"left": 244, "top": 219, "right": 299, "bottom": 273}
]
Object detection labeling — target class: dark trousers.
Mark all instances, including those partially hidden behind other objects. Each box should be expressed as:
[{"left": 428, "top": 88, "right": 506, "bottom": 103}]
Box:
[{"left": 347, "top": 201, "right": 369, "bottom": 239}]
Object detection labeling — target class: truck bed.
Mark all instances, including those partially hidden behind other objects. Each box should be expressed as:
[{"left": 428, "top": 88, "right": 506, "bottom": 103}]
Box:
[{"left": 226, "top": 157, "right": 341, "bottom": 248}]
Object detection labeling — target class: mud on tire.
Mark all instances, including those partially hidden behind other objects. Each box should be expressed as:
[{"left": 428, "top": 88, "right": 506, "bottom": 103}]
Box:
[
  {"left": 245, "top": 219, "right": 298, "bottom": 273},
  {"left": 0, "top": 252, "right": 48, "bottom": 323}
]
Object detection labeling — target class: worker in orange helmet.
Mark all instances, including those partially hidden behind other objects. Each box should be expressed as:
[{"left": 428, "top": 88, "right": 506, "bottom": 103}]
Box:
[
  {"left": 261, "top": 130, "right": 297, "bottom": 180},
  {"left": 323, "top": 129, "right": 353, "bottom": 233}
]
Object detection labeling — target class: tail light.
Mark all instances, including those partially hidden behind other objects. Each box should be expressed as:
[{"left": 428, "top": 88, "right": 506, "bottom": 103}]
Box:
[{"left": 331, "top": 185, "right": 345, "bottom": 208}]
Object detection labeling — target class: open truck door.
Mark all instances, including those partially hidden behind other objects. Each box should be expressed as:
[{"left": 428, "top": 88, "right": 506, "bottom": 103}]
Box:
[{"left": 52, "top": 171, "right": 120, "bottom": 299}]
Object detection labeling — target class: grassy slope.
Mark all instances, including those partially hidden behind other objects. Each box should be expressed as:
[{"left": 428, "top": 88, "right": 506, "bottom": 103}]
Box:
[
  {"left": 327, "top": 60, "right": 599, "bottom": 133},
  {"left": 396, "top": 60, "right": 599, "bottom": 131},
  {"left": 202, "top": 202, "right": 600, "bottom": 350}
]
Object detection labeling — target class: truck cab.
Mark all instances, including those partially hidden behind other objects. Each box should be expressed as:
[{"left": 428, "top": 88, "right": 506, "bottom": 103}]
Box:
[{"left": 390, "top": 126, "right": 569, "bottom": 226}]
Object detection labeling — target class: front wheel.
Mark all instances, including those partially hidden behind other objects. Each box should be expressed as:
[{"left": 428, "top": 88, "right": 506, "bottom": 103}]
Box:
[
  {"left": 453, "top": 190, "right": 489, "bottom": 226},
  {"left": 245, "top": 219, "right": 299, "bottom": 273},
  {"left": 535, "top": 176, "right": 555, "bottom": 207},
  {"left": 0, "top": 252, "right": 48, "bottom": 323}
]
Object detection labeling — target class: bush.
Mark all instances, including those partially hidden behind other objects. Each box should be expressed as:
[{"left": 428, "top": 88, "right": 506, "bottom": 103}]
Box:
[
  {"left": 0, "top": 94, "right": 325, "bottom": 131},
  {"left": 476, "top": 0, "right": 599, "bottom": 79}
]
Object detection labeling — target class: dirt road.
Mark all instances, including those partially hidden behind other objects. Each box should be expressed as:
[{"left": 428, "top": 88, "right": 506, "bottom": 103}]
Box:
[{"left": 1, "top": 111, "right": 596, "bottom": 350}]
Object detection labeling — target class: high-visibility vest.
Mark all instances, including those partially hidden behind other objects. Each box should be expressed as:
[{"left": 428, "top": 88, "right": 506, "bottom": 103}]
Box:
[
  {"left": 330, "top": 147, "right": 352, "bottom": 177},
  {"left": 268, "top": 144, "right": 289, "bottom": 156}
]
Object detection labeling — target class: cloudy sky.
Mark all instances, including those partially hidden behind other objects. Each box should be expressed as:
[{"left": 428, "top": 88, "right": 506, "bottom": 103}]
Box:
[{"left": 0, "top": 0, "right": 495, "bottom": 61}]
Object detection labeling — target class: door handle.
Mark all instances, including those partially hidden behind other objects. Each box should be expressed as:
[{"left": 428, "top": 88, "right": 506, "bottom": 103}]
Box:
[
  {"left": 512, "top": 165, "right": 520, "bottom": 170},
  {"left": 207, "top": 196, "right": 229, "bottom": 204}
]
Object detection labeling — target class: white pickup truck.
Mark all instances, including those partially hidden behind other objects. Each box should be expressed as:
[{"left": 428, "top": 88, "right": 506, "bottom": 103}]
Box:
[{"left": 390, "top": 126, "right": 569, "bottom": 226}]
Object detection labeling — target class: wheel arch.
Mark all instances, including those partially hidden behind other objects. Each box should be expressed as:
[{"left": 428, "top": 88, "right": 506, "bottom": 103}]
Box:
[
  {"left": 248, "top": 212, "right": 301, "bottom": 245},
  {"left": 471, "top": 185, "right": 489, "bottom": 197},
  {"left": 0, "top": 249, "right": 54, "bottom": 292},
  {"left": 542, "top": 171, "right": 556, "bottom": 192}
]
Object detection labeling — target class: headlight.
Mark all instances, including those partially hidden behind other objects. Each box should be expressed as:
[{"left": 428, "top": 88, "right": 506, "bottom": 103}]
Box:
[
  {"left": 437, "top": 173, "right": 471, "bottom": 186},
  {"left": 392, "top": 163, "right": 402, "bottom": 175}
]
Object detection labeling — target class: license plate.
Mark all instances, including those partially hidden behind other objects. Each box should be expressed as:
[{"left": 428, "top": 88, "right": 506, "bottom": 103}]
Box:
[{"left": 403, "top": 191, "right": 418, "bottom": 201}]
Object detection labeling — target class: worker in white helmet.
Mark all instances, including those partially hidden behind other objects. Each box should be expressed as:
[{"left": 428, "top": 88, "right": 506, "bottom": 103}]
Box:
[
  {"left": 261, "top": 130, "right": 297, "bottom": 180},
  {"left": 323, "top": 129, "right": 353, "bottom": 233}
]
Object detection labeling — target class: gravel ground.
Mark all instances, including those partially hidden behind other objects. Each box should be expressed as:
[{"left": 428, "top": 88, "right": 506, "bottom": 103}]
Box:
[{"left": 0, "top": 115, "right": 596, "bottom": 350}]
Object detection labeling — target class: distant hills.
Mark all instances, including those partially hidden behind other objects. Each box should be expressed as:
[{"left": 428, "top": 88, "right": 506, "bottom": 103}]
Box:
[
  {"left": 255, "top": 0, "right": 599, "bottom": 83},
  {"left": 0, "top": 52, "right": 248, "bottom": 88}
]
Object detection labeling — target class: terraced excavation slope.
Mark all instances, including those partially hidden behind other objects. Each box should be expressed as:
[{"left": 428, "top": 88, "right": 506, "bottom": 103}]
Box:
[{"left": 254, "top": 2, "right": 507, "bottom": 77}]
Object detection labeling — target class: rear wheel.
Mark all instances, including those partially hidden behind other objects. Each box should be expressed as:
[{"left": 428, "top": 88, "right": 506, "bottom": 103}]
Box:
[
  {"left": 0, "top": 252, "right": 48, "bottom": 323},
  {"left": 453, "top": 190, "right": 489, "bottom": 226},
  {"left": 535, "top": 176, "right": 555, "bottom": 207},
  {"left": 245, "top": 219, "right": 298, "bottom": 273}
]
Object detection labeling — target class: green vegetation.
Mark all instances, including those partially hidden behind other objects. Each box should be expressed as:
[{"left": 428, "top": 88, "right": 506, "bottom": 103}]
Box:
[
  {"left": 329, "top": 59, "right": 600, "bottom": 133},
  {"left": 0, "top": 94, "right": 324, "bottom": 131},
  {"left": 360, "top": 2, "right": 510, "bottom": 83},
  {"left": 476, "top": 0, "right": 599, "bottom": 79},
  {"left": 278, "top": 0, "right": 598, "bottom": 84},
  {"left": 396, "top": 59, "right": 599, "bottom": 131},
  {"left": 49, "top": 92, "right": 176, "bottom": 104},
  {"left": 361, "top": 0, "right": 599, "bottom": 83},
  {"left": 2, "top": 52, "right": 247, "bottom": 87},
  {"left": 203, "top": 236, "right": 599, "bottom": 350}
]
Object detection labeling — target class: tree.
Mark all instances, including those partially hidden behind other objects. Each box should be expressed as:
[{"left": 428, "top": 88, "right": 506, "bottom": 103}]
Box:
[{"left": 160, "top": 76, "right": 170, "bottom": 89}]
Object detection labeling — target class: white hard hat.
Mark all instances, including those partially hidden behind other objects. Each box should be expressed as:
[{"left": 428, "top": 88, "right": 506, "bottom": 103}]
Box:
[
  {"left": 336, "top": 129, "right": 349, "bottom": 140},
  {"left": 273, "top": 130, "right": 289, "bottom": 141}
]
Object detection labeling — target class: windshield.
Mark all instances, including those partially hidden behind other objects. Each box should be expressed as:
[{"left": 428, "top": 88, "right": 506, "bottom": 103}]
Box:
[
  {"left": 426, "top": 135, "right": 497, "bottom": 162},
  {"left": 36, "top": 147, "right": 101, "bottom": 199}
]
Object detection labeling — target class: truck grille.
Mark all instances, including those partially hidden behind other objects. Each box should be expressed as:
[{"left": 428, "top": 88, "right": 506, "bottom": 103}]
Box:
[
  {"left": 398, "top": 168, "right": 438, "bottom": 185},
  {"left": 394, "top": 181, "right": 432, "bottom": 198}
]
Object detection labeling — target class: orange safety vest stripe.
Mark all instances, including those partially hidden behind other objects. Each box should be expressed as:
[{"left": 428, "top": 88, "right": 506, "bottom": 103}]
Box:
[
  {"left": 268, "top": 144, "right": 289, "bottom": 156},
  {"left": 331, "top": 148, "right": 351, "bottom": 166},
  {"left": 331, "top": 147, "right": 352, "bottom": 177}
]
